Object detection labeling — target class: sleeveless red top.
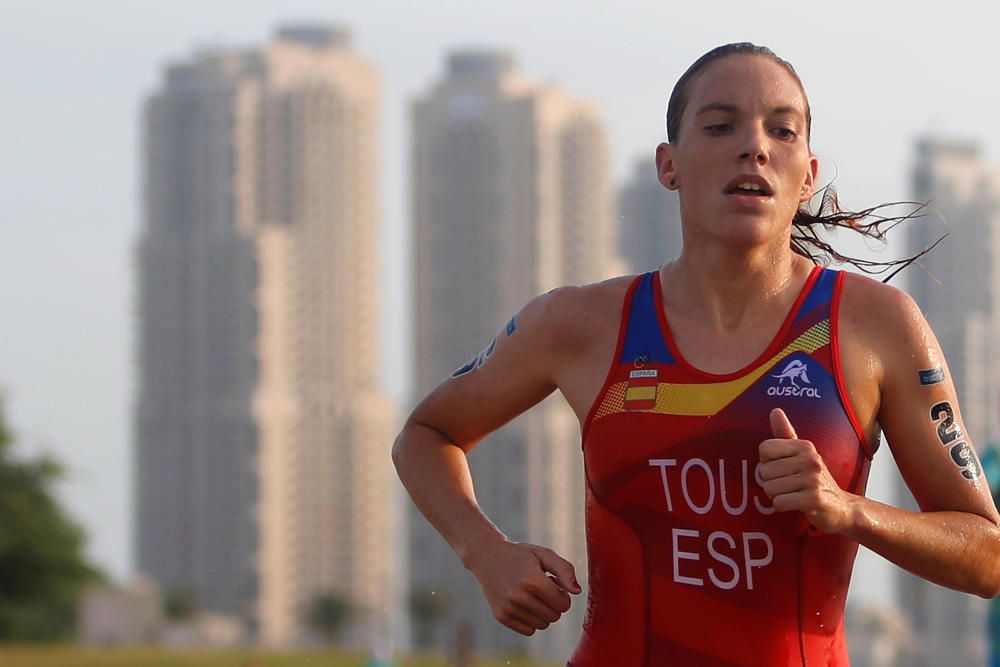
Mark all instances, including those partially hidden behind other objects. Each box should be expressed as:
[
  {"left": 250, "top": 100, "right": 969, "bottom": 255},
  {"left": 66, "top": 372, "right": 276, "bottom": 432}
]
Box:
[{"left": 570, "top": 267, "right": 873, "bottom": 667}]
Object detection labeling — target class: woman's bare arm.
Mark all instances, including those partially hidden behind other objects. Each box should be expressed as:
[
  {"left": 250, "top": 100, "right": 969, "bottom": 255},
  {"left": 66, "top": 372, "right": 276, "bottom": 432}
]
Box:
[
  {"left": 758, "top": 277, "right": 1000, "bottom": 597},
  {"left": 392, "top": 288, "right": 587, "bottom": 634}
]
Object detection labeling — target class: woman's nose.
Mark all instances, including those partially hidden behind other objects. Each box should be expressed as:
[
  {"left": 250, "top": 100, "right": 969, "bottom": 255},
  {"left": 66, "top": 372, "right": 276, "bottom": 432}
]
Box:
[
  {"left": 739, "top": 149, "right": 767, "bottom": 164},
  {"left": 738, "top": 128, "right": 769, "bottom": 164}
]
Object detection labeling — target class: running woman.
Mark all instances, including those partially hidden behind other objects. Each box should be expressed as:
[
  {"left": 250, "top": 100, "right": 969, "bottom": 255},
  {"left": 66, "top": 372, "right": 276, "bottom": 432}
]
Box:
[{"left": 392, "top": 43, "right": 1000, "bottom": 665}]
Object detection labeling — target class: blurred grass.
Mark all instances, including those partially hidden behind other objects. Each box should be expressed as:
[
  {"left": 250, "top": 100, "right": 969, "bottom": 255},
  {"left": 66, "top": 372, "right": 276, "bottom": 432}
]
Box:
[{"left": 0, "top": 646, "right": 559, "bottom": 667}]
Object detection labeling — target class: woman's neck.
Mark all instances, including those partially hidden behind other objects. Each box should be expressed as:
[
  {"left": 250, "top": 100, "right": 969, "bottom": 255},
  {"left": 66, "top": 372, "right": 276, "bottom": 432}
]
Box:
[{"left": 662, "top": 241, "right": 812, "bottom": 333}]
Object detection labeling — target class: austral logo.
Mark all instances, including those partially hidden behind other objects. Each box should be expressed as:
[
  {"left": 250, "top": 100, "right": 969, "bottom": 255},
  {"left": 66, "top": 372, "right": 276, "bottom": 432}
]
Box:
[{"left": 766, "top": 359, "right": 822, "bottom": 398}]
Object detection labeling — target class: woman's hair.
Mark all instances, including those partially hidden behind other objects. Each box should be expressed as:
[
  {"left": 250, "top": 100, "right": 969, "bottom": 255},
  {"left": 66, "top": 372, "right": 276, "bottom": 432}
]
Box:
[
  {"left": 666, "top": 43, "right": 807, "bottom": 145},
  {"left": 667, "top": 43, "right": 937, "bottom": 282}
]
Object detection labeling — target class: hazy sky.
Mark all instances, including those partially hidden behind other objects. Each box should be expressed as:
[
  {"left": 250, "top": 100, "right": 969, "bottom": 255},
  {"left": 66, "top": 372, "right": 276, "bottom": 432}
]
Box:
[{"left": 3, "top": 0, "right": 999, "bottom": 607}]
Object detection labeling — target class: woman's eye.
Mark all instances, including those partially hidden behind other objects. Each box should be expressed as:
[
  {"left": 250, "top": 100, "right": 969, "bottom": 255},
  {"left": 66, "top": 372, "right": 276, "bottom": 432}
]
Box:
[
  {"left": 704, "top": 124, "right": 732, "bottom": 135},
  {"left": 772, "top": 127, "right": 797, "bottom": 140}
]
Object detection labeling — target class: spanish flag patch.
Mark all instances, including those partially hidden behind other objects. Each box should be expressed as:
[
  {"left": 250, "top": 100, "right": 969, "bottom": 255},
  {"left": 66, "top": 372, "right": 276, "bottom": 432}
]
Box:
[{"left": 624, "top": 369, "right": 658, "bottom": 410}]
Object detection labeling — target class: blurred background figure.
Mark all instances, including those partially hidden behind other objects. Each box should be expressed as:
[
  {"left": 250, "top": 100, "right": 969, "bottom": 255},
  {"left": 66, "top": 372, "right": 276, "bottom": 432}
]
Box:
[{"left": 362, "top": 640, "right": 399, "bottom": 667}]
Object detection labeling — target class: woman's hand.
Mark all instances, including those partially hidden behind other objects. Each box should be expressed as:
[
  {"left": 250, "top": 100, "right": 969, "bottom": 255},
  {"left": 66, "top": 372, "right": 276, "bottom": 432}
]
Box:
[
  {"left": 758, "top": 408, "right": 856, "bottom": 534},
  {"left": 463, "top": 539, "right": 582, "bottom": 636}
]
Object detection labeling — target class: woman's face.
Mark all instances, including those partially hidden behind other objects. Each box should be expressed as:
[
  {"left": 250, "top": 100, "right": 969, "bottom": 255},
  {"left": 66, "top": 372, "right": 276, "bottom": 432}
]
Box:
[{"left": 657, "top": 55, "right": 818, "bottom": 251}]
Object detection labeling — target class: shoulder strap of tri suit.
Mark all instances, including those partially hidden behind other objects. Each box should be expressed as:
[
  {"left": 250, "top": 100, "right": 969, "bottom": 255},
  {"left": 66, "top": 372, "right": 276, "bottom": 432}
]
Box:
[
  {"left": 620, "top": 271, "right": 675, "bottom": 366},
  {"left": 791, "top": 267, "right": 838, "bottom": 327}
]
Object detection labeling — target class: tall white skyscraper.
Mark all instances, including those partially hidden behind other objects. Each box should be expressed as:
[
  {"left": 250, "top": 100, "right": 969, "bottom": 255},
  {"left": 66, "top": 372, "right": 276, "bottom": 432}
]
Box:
[
  {"left": 899, "top": 137, "right": 1000, "bottom": 666},
  {"left": 135, "top": 25, "right": 396, "bottom": 646},
  {"left": 619, "top": 157, "right": 683, "bottom": 273},
  {"left": 410, "top": 51, "right": 618, "bottom": 659}
]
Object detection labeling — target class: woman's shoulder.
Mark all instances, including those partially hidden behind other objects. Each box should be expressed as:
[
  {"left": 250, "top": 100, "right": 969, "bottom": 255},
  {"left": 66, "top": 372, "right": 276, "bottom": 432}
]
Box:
[
  {"left": 544, "top": 274, "right": 638, "bottom": 311},
  {"left": 545, "top": 273, "right": 639, "bottom": 324},
  {"left": 530, "top": 274, "right": 639, "bottom": 354},
  {"left": 834, "top": 271, "right": 941, "bottom": 435},
  {"left": 837, "top": 270, "right": 933, "bottom": 368},
  {"left": 838, "top": 271, "right": 925, "bottom": 329}
]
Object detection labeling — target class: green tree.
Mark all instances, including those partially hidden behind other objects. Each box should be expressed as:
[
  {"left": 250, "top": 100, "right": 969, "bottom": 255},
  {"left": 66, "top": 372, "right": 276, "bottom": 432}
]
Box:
[
  {"left": 163, "top": 587, "right": 198, "bottom": 621},
  {"left": 304, "top": 591, "right": 353, "bottom": 643},
  {"left": 0, "top": 398, "right": 102, "bottom": 640},
  {"left": 408, "top": 585, "right": 450, "bottom": 649}
]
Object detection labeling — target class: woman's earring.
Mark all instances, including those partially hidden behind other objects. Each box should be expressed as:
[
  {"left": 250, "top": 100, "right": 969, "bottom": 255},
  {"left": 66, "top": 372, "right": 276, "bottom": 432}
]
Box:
[{"left": 669, "top": 179, "right": 677, "bottom": 188}]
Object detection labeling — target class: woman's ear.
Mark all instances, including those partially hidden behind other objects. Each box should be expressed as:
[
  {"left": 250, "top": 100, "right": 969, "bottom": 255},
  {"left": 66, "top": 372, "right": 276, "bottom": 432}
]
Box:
[
  {"left": 801, "top": 154, "right": 819, "bottom": 202},
  {"left": 656, "top": 143, "right": 679, "bottom": 190}
]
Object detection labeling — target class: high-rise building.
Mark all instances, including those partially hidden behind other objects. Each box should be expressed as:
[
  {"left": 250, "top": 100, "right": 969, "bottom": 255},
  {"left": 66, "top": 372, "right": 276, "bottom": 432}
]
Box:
[
  {"left": 619, "top": 157, "right": 683, "bottom": 273},
  {"left": 899, "top": 137, "right": 1000, "bottom": 666},
  {"left": 410, "top": 51, "right": 617, "bottom": 659},
  {"left": 135, "top": 25, "right": 396, "bottom": 646},
  {"left": 844, "top": 603, "right": 914, "bottom": 667}
]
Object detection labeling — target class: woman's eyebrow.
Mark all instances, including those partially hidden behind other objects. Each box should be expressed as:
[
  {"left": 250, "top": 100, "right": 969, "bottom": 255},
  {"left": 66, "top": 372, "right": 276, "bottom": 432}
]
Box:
[
  {"left": 695, "top": 102, "right": 805, "bottom": 118},
  {"left": 771, "top": 105, "right": 804, "bottom": 118},
  {"left": 694, "top": 102, "right": 739, "bottom": 116}
]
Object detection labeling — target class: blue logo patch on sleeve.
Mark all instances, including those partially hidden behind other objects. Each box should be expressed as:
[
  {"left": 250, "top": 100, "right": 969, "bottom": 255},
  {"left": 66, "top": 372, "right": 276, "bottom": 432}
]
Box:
[{"left": 919, "top": 366, "right": 945, "bottom": 385}]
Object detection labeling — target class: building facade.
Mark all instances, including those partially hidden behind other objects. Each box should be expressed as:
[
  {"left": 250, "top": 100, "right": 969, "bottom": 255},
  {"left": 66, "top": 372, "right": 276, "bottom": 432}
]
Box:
[
  {"left": 135, "top": 25, "right": 396, "bottom": 646},
  {"left": 899, "top": 137, "right": 1000, "bottom": 666},
  {"left": 845, "top": 603, "right": 915, "bottom": 667},
  {"left": 618, "top": 157, "right": 683, "bottom": 273},
  {"left": 410, "top": 51, "right": 617, "bottom": 659}
]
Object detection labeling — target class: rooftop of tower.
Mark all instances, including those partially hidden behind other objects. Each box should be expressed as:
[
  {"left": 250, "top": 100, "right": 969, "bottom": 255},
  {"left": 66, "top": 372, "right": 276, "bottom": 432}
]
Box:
[
  {"left": 916, "top": 136, "right": 981, "bottom": 161},
  {"left": 276, "top": 24, "right": 351, "bottom": 49},
  {"left": 447, "top": 50, "right": 515, "bottom": 79}
]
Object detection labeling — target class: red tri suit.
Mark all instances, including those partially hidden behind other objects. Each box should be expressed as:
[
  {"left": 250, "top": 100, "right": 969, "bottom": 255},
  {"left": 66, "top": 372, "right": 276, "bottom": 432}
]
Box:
[{"left": 569, "top": 267, "right": 873, "bottom": 667}]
